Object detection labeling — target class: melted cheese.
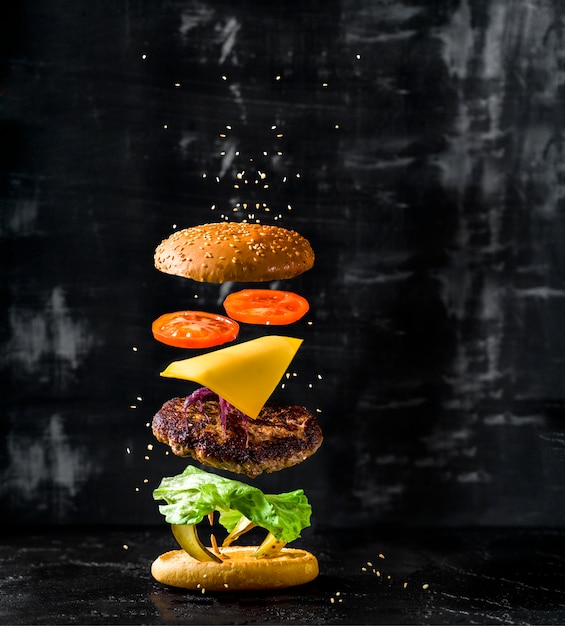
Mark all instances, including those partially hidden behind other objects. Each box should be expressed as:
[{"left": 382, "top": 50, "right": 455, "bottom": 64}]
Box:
[{"left": 160, "top": 335, "right": 303, "bottom": 419}]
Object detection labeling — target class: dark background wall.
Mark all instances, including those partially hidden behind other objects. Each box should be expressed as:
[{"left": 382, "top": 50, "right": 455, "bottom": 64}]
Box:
[{"left": 2, "top": 0, "right": 565, "bottom": 530}]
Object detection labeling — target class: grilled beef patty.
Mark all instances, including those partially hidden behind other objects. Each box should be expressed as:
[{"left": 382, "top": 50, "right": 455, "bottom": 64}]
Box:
[{"left": 152, "top": 396, "right": 323, "bottom": 478}]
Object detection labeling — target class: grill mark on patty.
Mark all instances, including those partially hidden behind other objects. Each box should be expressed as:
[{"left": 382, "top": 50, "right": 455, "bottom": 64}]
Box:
[{"left": 152, "top": 397, "right": 323, "bottom": 478}]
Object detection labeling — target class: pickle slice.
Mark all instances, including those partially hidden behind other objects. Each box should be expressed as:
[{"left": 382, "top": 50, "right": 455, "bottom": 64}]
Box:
[
  {"left": 222, "top": 515, "right": 257, "bottom": 547},
  {"left": 254, "top": 532, "right": 287, "bottom": 559},
  {"left": 171, "top": 524, "right": 222, "bottom": 563}
]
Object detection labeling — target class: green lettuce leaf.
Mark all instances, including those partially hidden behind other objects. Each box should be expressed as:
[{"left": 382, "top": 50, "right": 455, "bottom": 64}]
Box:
[{"left": 153, "top": 465, "right": 312, "bottom": 543}]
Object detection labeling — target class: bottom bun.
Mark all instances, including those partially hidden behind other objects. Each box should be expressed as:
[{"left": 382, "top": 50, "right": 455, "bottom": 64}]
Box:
[{"left": 151, "top": 546, "right": 319, "bottom": 591}]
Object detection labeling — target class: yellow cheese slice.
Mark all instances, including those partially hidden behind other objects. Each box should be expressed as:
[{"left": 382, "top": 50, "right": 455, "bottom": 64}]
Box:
[{"left": 160, "top": 335, "right": 303, "bottom": 419}]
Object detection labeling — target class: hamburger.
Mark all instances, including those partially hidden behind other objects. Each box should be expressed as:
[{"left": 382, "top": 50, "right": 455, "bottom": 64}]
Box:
[{"left": 150, "top": 222, "right": 321, "bottom": 591}]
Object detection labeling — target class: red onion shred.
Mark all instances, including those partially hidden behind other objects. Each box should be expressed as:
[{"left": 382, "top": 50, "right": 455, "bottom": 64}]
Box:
[{"left": 183, "top": 386, "right": 250, "bottom": 445}]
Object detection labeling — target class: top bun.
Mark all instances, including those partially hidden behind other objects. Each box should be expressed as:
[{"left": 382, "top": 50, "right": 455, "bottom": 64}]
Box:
[{"left": 154, "top": 222, "right": 315, "bottom": 283}]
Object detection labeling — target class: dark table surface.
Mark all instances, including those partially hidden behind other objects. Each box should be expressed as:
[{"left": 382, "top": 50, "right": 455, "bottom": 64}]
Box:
[{"left": 1, "top": 526, "right": 565, "bottom": 625}]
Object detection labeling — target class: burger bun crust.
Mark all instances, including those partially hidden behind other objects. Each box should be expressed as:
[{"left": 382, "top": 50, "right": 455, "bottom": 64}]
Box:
[
  {"left": 154, "top": 222, "right": 315, "bottom": 283},
  {"left": 151, "top": 546, "right": 319, "bottom": 591}
]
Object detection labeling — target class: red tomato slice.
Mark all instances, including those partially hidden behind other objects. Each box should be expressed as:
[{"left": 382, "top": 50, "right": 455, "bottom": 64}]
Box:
[
  {"left": 223, "top": 289, "right": 310, "bottom": 326},
  {"left": 152, "top": 311, "right": 239, "bottom": 348}
]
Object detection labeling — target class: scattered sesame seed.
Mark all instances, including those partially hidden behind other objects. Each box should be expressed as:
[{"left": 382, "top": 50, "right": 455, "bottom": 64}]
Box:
[
  {"left": 422, "top": 583, "right": 429, "bottom": 590},
  {"left": 123, "top": 544, "right": 129, "bottom": 550}
]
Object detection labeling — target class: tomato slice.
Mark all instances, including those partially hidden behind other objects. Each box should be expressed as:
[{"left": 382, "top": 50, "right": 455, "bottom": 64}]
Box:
[
  {"left": 152, "top": 311, "right": 239, "bottom": 348},
  {"left": 223, "top": 289, "right": 310, "bottom": 326}
]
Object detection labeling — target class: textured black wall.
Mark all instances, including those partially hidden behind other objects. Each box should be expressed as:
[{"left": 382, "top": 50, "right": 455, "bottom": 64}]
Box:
[{"left": 2, "top": 0, "right": 565, "bottom": 529}]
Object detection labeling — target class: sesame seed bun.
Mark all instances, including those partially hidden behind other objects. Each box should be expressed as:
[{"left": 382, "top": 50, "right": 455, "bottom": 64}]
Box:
[
  {"left": 154, "top": 222, "right": 315, "bottom": 283},
  {"left": 151, "top": 546, "right": 319, "bottom": 591}
]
